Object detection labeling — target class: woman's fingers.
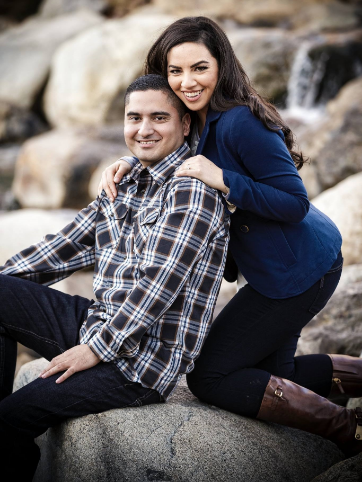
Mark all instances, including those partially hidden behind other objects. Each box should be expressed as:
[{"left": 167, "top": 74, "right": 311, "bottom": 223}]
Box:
[{"left": 98, "top": 160, "right": 133, "bottom": 202}]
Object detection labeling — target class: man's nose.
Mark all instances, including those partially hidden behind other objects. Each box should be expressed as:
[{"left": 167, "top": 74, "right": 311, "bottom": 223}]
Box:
[
  {"left": 181, "top": 71, "right": 197, "bottom": 89},
  {"left": 138, "top": 119, "right": 154, "bottom": 137}
]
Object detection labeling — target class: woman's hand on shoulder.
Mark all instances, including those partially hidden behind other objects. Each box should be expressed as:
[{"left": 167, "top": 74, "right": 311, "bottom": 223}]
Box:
[
  {"left": 176, "top": 155, "right": 228, "bottom": 193},
  {"left": 97, "top": 159, "right": 133, "bottom": 202}
]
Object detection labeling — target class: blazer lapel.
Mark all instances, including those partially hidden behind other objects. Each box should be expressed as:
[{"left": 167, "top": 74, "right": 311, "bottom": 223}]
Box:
[{"left": 196, "top": 109, "right": 222, "bottom": 155}]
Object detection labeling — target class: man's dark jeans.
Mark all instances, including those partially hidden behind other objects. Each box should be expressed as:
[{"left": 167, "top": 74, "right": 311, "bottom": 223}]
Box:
[{"left": 0, "top": 274, "right": 161, "bottom": 481}]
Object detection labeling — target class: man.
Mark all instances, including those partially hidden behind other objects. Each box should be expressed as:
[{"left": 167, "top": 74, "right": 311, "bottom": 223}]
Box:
[{"left": 0, "top": 74, "right": 229, "bottom": 480}]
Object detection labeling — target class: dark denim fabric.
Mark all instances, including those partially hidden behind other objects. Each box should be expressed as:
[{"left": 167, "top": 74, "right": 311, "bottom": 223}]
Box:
[
  {"left": 187, "top": 253, "right": 343, "bottom": 418},
  {"left": 0, "top": 274, "right": 161, "bottom": 481}
]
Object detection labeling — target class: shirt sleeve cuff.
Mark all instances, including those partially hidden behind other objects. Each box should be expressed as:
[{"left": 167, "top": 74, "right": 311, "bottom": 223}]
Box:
[{"left": 86, "top": 332, "right": 118, "bottom": 362}]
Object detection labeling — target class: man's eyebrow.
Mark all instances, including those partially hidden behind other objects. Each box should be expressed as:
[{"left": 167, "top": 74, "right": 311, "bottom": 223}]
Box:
[
  {"left": 126, "top": 111, "right": 171, "bottom": 116},
  {"left": 168, "top": 60, "right": 210, "bottom": 69},
  {"left": 151, "top": 111, "right": 171, "bottom": 116}
]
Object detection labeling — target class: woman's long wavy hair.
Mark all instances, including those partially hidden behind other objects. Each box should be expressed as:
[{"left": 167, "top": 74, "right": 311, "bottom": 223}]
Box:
[{"left": 145, "top": 16, "right": 307, "bottom": 169}]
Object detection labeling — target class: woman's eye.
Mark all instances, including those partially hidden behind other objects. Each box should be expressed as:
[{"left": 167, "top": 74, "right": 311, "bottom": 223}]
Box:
[
  {"left": 195, "top": 66, "right": 207, "bottom": 72},
  {"left": 169, "top": 69, "right": 181, "bottom": 75}
]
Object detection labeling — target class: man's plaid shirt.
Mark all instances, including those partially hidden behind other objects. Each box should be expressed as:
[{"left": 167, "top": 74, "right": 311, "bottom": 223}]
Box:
[{"left": 1, "top": 143, "right": 229, "bottom": 399}]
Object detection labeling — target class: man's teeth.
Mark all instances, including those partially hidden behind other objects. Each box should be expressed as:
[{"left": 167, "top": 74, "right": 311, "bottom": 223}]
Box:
[
  {"left": 184, "top": 90, "right": 202, "bottom": 98},
  {"left": 139, "top": 140, "right": 158, "bottom": 144}
]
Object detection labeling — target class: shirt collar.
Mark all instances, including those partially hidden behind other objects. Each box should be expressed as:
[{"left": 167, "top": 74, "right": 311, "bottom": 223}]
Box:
[{"left": 121, "top": 142, "right": 191, "bottom": 186}]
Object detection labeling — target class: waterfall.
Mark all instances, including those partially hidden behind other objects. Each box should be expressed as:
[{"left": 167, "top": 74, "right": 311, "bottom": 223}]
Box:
[{"left": 285, "top": 39, "right": 327, "bottom": 122}]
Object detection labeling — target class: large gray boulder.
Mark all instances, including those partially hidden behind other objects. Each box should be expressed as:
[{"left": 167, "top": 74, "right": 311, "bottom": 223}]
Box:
[
  {"left": 43, "top": 13, "right": 174, "bottom": 128},
  {"left": 12, "top": 127, "right": 129, "bottom": 209},
  {"left": 39, "top": 0, "right": 107, "bottom": 17},
  {"left": 153, "top": 0, "right": 361, "bottom": 32},
  {"left": 298, "top": 77, "right": 362, "bottom": 196},
  {"left": 0, "top": 208, "right": 77, "bottom": 265},
  {"left": 297, "top": 264, "right": 362, "bottom": 357},
  {"left": 14, "top": 358, "right": 344, "bottom": 482},
  {"left": 228, "top": 28, "right": 298, "bottom": 103},
  {"left": 0, "top": 10, "right": 103, "bottom": 110},
  {"left": 311, "top": 453, "right": 362, "bottom": 482},
  {"left": 312, "top": 173, "right": 362, "bottom": 267}
]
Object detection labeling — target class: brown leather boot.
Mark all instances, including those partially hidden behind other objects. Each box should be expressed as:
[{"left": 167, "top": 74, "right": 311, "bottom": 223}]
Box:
[
  {"left": 256, "top": 375, "right": 362, "bottom": 456},
  {"left": 329, "top": 354, "right": 362, "bottom": 398}
]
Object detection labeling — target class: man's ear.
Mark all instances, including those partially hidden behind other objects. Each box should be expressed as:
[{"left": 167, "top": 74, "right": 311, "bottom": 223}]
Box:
[{"left": 182, "top": 113, "right": 191, "bottom": 137}]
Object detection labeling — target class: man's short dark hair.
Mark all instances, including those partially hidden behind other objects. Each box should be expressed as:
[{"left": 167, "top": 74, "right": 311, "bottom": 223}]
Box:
[{"left": 124, "top": 74, "right": 187, "bottom": 119}]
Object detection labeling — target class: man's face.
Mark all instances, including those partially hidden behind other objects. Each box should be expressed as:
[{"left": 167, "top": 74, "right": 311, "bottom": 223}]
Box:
[{"left": 124, "top": 90, "right": 190, "bottom": 168}]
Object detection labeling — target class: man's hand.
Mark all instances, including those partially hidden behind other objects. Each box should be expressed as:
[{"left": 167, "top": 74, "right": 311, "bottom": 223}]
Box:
[
  {"left": 97, "top": 159, "right": 132, "bottom": 202},
  {"left": 39, "top": 345, "right": 101, "bottom": 384}
]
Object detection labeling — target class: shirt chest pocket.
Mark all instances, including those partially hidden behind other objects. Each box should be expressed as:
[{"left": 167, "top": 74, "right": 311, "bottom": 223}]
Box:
[
  {"left": 134, "top": 207, "right": 161, "bottom": 251},
  {"left": 96, "top": 203, "right": 128, "bottom": 250}
]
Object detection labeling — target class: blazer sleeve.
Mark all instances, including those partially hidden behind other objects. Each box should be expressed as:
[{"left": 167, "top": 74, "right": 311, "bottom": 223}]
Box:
[{"left": 222, "top": 107, "right": 309, "bottom": 223}]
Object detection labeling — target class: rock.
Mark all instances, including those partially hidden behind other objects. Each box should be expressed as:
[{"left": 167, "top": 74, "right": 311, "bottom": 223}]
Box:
[
  {"left": 0, "top": 0, "right": 43, "bottom": 22},
  {"left": 13, "top": 358, "right": 49, "bottom": 392},
  {"left": 296, "top": 264, "right": 362, "bottom": 357},
  {"left": 298, "top": 78, "right": 362, "bottom": 193},
  {"left": 14, "top": 358, "right": 344, "bottom": 482},
  {"left": 53, "top": 271, "right": 95, "bottom": 301},
  {"left": 0, "top": 143, "right": 20, "bottom": 178},
  {"left": 0, "top": 208, "right": 77, "bottom": 265},
  {"left": 311, "top": 453, "right": 362, "bottom": 482},
  {"left": 228, "top": 28, "right": 298, "bottom": 102},
  {"left": 0, "top": 100, "right": 47, "bottom": 143},
  {"left": 312, "top": 173, "right": 362, "bottom": 266},
  {"left": 290, "top": 2, "right": 362, "bottom": 33},
  {"left": 44, "top": 13, "right": 174, "bottom": 127},
  {"left": 153, "top": 0, "right": 361, "bottom": 31},
  {"left": 0, "top": 10, "right": 103, "bottom": 110},
  {"left": 299, "top": 161, "right": 321, "bottom": 200},
  {"left": 11, "top": 128, "right": 129, "bottom": 209},
  {"left": 39, "top": 0, "right": 107, "bottom": 17},
  {"left": 104, "top": 0, "right": 150, "bottom": 18}
]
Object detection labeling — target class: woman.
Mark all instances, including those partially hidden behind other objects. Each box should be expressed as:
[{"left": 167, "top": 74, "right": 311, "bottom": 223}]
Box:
[{"left": 99, "top": 17, "right": 362, "bottom": 454}]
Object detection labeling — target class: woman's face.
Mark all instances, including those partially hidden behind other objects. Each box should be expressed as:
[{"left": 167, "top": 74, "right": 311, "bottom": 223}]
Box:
[{"left": 167, "top": 42, "right": 219, "bottom": 117}]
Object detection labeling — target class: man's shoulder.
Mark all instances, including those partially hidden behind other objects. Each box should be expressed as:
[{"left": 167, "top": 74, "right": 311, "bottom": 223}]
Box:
[
  {"left": 168, "top": 175, "right": 221, "bottom": 199},
  {"left": 164, "top": 175, "right": 224, "bottom": 216}
]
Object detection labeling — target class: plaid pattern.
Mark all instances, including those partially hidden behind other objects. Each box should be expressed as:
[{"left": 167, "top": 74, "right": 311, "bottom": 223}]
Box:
[{"left": 1, "top": 143, "right": 229, "bottom": 399}]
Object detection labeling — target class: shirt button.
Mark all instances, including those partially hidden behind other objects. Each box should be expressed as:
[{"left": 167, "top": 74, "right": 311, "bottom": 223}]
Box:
[{"left": 240, "top": 225, "right": 249, "bottom": 233}]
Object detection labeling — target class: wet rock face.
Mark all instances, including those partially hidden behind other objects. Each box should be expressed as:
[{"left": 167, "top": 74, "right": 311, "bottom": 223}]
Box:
[{"left": 14, "top": 358, "right": 344, "bottom": 482}]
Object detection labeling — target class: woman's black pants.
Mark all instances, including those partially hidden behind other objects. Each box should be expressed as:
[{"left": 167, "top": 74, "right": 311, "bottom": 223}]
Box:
[{"left": 187, "top": 255, "right": 343, "bottom": 418}]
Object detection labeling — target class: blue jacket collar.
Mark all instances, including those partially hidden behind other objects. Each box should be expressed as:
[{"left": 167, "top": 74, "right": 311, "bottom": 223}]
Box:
[{"left": 196, "top": 108, "right": 222, "bottom": 155}]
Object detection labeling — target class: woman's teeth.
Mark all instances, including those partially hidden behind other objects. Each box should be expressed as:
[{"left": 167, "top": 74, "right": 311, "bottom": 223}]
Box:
[{"left": 184, "top": 90, "right": 202, "bottom": 98}]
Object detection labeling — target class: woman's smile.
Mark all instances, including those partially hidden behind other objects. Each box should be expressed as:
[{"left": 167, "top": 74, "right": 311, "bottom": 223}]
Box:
[{"left": 167, "top": 42, "right": 219, "bottom": 123}]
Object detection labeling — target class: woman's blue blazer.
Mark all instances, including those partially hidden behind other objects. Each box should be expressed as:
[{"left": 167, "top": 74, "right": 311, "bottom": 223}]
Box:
[{"left": 196, "top": 106, "right": 342, "bottom": 299}]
